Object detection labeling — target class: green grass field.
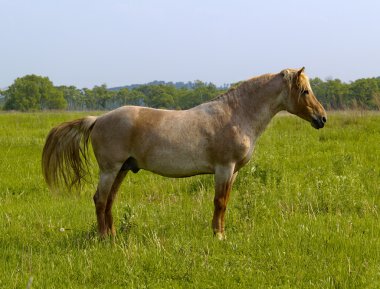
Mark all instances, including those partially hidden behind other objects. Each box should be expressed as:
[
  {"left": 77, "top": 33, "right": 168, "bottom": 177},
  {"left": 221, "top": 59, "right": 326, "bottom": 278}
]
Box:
[{"left": 1, "top": 111, "right": 380, "bottom": 288}]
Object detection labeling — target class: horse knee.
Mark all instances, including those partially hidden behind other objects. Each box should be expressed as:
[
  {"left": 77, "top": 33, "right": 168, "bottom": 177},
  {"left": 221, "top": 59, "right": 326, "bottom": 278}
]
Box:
[{"left": 214, "top": 197, "right": 226, "bottom": 212}]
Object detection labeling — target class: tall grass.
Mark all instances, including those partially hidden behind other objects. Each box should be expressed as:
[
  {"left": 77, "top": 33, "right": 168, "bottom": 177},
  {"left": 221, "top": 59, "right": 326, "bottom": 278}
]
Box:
[{"left": 0, "top": 111, "right": 379, "bottom": 288}]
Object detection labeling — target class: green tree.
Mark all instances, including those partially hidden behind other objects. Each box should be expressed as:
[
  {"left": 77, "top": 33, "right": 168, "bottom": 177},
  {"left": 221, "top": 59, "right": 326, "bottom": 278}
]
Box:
[
  {"left": 126, "top": 90, "right": 146, "bottom": 106},
  {"left": 325, "top": 79, "right": 348, "bottom": 109},
  {"left": 92, "top": 84, "right": 112, "bottom": 110},
  {"left": 115, "top": 88, "right": 129, "bottom": 106},
  {"left": 348, "top": 78, "right": 379, "bottom": 109},
  {"left": 310, "top": 78, "right": 349, "bottom": 110},
  {"left": 310, "top": 78, "right": 326, "bottom": 105},
  {"left": 135, "top": 85, "right": 177, "bottom": 108},
  {"left": 113, "top": 88, "right": 146, "bottom": 107},
  {"left": 82, "top": 88, "right": 95, "bottom": 110},
  {"left": 178, "top": 81, "right": 220, "bottom": 109},
  {"left": 3, "top": 75, "right": 67, "bottom": 111},
  {"left": 57, "top": 85, "right": 85, "bottom": 110}
]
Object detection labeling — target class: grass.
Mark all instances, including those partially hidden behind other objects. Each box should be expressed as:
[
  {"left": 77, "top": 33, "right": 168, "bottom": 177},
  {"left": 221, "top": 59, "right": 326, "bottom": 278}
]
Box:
[{"left": 0, "top": 111, "right": 380, "bottom": 288}]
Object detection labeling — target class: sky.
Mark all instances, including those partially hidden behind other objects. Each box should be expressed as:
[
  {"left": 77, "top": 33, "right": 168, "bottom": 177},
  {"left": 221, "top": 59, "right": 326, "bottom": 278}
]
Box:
[{"left": 1, "top": 0, "right": 379, "bottom": 89}]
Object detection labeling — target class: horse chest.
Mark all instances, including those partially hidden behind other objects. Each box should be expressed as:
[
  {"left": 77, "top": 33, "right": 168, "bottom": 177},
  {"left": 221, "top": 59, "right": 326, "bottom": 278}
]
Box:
[
  {"left": 235, "top": 143, "right": 255, "bottom": 170},
  {"left": 217, "top": 126, "right": 254, "bottom": 167}
]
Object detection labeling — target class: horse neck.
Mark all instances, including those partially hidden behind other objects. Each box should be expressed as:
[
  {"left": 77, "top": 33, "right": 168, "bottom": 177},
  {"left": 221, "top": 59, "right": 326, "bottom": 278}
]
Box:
[{"left": 223, "top": 73, "right": 285, "bottom": 136}]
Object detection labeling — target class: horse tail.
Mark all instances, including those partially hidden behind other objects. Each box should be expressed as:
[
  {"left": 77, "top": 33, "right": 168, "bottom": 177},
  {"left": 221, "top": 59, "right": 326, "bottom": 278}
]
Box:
[{"left": 42, "top": 116, "right": 97, "bottom": 191}]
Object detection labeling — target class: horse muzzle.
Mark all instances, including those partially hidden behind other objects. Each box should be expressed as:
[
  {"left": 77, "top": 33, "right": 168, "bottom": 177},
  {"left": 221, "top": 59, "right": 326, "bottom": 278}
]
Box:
[{"left": 311, "top": 115, "right": 327, "bottom": 129}]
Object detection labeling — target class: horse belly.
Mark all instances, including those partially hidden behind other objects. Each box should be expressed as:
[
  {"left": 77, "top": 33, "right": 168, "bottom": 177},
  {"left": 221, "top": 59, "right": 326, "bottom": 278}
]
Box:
[{"left": 139, "top": 147, "right": 213, "bottom": 177}]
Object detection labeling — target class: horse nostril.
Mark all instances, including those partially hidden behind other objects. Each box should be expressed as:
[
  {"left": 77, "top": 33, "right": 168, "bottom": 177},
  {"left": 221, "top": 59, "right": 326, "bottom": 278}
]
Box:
[{"left": 322, "top": 116, "right": 327, "bottom": 123}]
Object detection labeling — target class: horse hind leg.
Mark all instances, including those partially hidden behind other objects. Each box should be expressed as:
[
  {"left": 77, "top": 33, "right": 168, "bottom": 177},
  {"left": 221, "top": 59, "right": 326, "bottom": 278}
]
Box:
[
  {"left": 105, "top": 169, "right": 128, "bottom": 236},
  {"left": 93, "top": 157, "right": 138, "bottom": 237},
  {"left": 93, "top": 170, "right": 120, "bottom": 237}
]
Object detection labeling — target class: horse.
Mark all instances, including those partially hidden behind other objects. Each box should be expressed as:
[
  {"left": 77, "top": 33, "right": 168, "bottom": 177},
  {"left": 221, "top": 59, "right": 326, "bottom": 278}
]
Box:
[{"left": 42, "top": 67, "right": 327, "bottom": 240}]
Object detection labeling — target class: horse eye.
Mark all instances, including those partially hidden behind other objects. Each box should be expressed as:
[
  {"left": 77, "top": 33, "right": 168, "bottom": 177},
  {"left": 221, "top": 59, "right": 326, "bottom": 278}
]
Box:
[{"left": 303, "top": 90, "right": 309, "bottom": 95}]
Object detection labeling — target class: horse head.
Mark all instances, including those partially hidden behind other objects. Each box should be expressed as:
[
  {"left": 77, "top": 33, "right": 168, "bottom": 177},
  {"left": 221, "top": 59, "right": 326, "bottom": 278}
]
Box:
[{"left": 282, "top": 67, "right": 327, "bottom": 129}]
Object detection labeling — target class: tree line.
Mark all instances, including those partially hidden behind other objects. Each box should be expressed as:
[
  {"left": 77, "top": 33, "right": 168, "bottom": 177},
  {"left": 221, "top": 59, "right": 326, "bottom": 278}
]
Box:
[
  {"left": 310, "top": 77, "right": 380, "bottom": 110},
  {"left": 1, "top": 74, "right": 380, "bottom": 111}
]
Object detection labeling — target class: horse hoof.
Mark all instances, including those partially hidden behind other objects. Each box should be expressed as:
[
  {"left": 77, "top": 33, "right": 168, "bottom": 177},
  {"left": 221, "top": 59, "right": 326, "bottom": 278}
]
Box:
[{"left": 215, "top": 232, "right": 226, "bottom": 241}]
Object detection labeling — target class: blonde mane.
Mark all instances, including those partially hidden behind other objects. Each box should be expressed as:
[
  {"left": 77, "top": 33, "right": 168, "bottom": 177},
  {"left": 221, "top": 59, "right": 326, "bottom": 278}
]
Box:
[
  {"left": 281, "top": 68, "right": 311, "bottom": 94},
  {"left": 207, "top": 68, "right": 311, "bottom": 108},
  {"left": 208, "top": 73, "right": 274, "bottom": 104}
]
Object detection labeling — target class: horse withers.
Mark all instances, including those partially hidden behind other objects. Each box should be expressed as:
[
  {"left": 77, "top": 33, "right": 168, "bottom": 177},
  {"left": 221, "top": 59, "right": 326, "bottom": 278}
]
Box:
[{"left": 42, "top": 67, "right": 326, "bottom": 240}]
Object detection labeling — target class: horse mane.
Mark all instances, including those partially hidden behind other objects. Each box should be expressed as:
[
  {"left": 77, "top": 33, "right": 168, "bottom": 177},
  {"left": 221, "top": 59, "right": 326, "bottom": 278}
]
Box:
[
  {"left": 207, "top": 68, "right": 310, "bottom": 106},
  {"left": 208, "top": 73, "right": 274, "bottom": 104},
  {"left": 281, "top": 68, "right": 310, "bottom": 94}
]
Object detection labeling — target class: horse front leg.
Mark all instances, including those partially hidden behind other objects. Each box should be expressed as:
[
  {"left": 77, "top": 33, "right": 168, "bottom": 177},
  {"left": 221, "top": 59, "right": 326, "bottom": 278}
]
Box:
[{"left": 212, "top": 165, "right": 237, "bottom": 240}]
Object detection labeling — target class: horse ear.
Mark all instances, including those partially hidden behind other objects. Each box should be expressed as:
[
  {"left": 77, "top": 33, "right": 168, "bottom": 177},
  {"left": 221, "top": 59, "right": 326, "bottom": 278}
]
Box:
[{"left": 297, "top": 67, "right": 305, "bottom": 76}]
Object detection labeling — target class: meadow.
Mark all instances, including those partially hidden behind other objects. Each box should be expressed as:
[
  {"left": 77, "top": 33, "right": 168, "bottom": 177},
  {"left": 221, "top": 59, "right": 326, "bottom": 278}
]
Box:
[{"left": 0, "top": 111, "right": 379, "bottom": 288}]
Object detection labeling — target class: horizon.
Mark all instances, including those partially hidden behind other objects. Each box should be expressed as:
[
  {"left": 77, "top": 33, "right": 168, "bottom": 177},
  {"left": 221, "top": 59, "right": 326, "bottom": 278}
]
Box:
[{"left": 2, "top": 73, "right": 380, "bottom": 91}]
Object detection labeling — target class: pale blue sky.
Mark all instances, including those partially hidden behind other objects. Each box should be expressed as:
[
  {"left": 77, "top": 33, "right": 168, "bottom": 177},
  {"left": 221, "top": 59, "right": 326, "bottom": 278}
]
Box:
[{"left": 1, "top": 0, "right": 379, "bottom": 88}]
